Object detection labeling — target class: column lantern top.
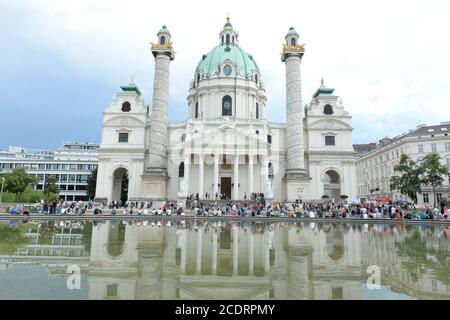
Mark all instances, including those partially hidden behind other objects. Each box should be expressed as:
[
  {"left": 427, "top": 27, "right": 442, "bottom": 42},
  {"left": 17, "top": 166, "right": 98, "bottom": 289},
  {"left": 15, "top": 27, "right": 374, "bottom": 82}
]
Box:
[
  {"left": 151, "top": 25, "right": 175, "bottom": 60},
  {"left": 281, "top": 27, "right": 305, "bottom": 62}
]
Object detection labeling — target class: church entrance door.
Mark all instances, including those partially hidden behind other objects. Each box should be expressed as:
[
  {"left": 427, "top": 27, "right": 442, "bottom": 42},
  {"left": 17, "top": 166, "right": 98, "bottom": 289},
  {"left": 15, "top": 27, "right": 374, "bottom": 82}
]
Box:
[{"left": 221, "top": 177, "right": 232, "bottom": 200}]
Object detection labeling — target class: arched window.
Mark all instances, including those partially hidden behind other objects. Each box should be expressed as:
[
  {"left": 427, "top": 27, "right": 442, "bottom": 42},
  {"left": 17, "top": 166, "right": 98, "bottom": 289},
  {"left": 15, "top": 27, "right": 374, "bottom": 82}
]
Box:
[
  {"left": 222, "top": 35, "right": 224, "bottom": 44},
  {"left": 291, "top": 38, "right": 296, "bottom": 46},
  {"left": 255, "top": 74, "right": 258, "bottom": 85},
  {"left": 178, "top": 162, "right": 185, "bottom": 178},
  {"left": 195, "top": 102, "right": 199, "bottom": 119},
  {"left": 222, "top": 95, "right": 232, "bottom": 116},
  {"left": 324, "top": 104, "right": 334, "bottom": 115},
  {"left": 121, "top": 101, "right": 131, "bottom": 112},
  {"left": 268, "top": 163, "right": 274, "bottom": 179},
  {"left": 256, "top": 103, "right": 259, "bottom": 119},
  {"left": 160, "top": 36, "right": 166, "bottom": 45},
  {"left": 226, "top": 34, "right": 230, "bottom": 45},
  {"left": 197, "top": 73, "right": 200, "bottom": 84}
]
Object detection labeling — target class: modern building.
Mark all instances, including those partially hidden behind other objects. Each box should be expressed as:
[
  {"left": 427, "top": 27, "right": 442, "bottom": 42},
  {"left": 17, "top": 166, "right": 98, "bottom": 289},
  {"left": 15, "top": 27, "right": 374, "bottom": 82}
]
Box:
[
  {"left": 356, "top": 122, "right": 450, "bottom": 207},
  {"left": 0, "top": 142, "right": 99, "bottom": 201},
  {"left": 95, "top": 19, "right": 357, "bottom": 205}
]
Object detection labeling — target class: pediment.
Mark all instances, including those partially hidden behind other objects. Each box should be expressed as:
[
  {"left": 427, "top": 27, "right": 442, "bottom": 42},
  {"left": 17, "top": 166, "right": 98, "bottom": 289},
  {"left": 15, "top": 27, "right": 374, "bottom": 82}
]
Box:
[
  {"left": 179, "top": 284, "right": 269, "bottom": 300},
  {"left": 308, "top": 119, "right": 352, "bottom": 131},
  {"left": 104, "top": 115, "right": 146, "bottom": 127}
]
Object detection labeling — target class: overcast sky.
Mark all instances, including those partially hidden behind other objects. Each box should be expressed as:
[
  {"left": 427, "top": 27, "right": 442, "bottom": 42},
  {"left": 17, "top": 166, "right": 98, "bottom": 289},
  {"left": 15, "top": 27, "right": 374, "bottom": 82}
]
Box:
[{"left": 1, "top": 0, "right": 450, "bottom": 150}]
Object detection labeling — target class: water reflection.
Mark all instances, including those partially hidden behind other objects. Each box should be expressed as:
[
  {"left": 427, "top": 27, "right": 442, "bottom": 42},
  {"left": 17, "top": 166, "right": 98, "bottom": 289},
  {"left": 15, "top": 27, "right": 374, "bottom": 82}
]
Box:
[{"left": 0, "top": 220, "right": 449, "bottom": 300}]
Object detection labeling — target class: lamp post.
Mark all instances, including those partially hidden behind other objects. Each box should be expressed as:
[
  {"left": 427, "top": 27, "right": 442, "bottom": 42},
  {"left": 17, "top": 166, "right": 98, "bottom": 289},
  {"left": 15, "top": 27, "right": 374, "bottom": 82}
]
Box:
[{"left": 0, "top": 177, "right": 5, "bottom": 212}]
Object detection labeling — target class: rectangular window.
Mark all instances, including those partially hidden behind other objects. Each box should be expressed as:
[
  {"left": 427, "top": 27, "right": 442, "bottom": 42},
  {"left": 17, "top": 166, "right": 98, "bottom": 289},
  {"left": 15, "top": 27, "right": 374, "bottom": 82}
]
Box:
[
  {"left": 431, "top": 143, "right": 437, "bottom": 152},
  {"left": 75, "top": 185, "right": 87, "bottom": 191},
  {"left": 59, "top": 185, "right": 67, "bottom": 191},
  {"left": 436, "top": 193, "right": 442, "bottom": 203},
  {"left": 69, "top": 164, "right": 77, "bottom": 170},
  {"left": 118, "top": 132, "right": 129, "bottom": 143},
  {"left": 38, "top": 164, "right": 45, "bottom": 170},
  {"left": 76, "top": 175, "right": 89, "bottom": 183},
  {"left": 418, "top": 144, "right": 424, "bottom": 153},
  {"left": 423, "top": 193, "right": 429, "bottom": 203},
  {"left": 60, "top": 174, "right": 68, "bottom": 182},
  {"left": 332, "top": 287, "right": 343, "bottom": 300},
  {"left": 46, "top": 164, "right": 52, "bottom": 170},
  {"left": 61, "top": 164, "right": 68, "bottom": 170},
  {"left": 107, "top": 284, "right": 118, "bottom": 298},
  {"left": 67, "top": 185, "right": 75, "bottom": 191},
  {"left": 267, "top": 135, "right": 272, "bottom": 144},
  {"left": 325, "top": 136, "right": 335, "bottom": 146},
  {"left": 445, "top": 142, "right": 450, "bottom": 152},
  {"left": 30, "top": 164, "right": 38, "bottom": 170},
  {"left": 69, "top": 175, "right": 76, "bottom": 183}
]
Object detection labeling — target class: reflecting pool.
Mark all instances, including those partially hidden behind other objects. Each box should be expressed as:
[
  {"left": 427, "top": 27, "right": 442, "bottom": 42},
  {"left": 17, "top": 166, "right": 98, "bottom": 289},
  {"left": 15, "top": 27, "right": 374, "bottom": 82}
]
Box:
[{"left": 0, "top": 219, "right": 449, "bottom": 300}]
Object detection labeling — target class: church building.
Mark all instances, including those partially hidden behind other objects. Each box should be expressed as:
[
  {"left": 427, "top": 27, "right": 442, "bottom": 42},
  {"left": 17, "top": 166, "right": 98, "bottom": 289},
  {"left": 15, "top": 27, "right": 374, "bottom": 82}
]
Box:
[{"left": 95, "top": 19, "right": 357, "bottom": 206}]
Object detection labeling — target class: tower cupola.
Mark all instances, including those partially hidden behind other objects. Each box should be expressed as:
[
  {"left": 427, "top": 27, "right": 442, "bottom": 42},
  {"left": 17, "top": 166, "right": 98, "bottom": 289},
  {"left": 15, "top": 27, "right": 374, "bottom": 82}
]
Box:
[
  {"left": 285, "top": 26, "right": 299, "bottom": 46},
  {"left": 219, "top": 16, "right": 239, "bottom": 45},
  {"left": 157, "top": 25, "right": 171, "bottom": 45}
]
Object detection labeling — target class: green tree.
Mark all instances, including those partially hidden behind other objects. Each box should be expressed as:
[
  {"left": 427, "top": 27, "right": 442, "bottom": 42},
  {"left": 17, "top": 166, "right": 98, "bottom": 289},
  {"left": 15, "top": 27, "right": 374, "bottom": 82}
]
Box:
[
  {"left": 321, "top": 194, "right": 329, "bottom": 200},
  {"left": 44, "top": 176, "right": 60, "bottom": 197},
  {"left": 340, "top": 195, "right": 349, "bottom": 201},
  {"left": 3, "top": 168, "right": 38, "bottom": 199},
  {"left": 390, "top": 154, "right": 423, "bottom": 204},
  {"left": 420, "top": 152, "right": 450, "bottom": 207},
  {"left": 87, "top": 168, "right": 97, "bottom": 200}
]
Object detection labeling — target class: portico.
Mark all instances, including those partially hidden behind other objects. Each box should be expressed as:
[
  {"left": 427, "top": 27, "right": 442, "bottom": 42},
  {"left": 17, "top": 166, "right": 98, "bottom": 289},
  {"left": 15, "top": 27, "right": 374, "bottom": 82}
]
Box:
[{"left": 178, "top": 151, "right": 271, "bottom": 201}]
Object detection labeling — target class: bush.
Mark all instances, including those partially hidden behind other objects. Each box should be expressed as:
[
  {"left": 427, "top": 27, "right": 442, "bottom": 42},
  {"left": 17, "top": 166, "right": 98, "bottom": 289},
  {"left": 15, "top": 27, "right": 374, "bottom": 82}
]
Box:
[
  {"left": 19, "top": 187, "right": 44, "bottom": 203},
  {"left": 1, "top": 192, "right": 17, "bottom": 203}
]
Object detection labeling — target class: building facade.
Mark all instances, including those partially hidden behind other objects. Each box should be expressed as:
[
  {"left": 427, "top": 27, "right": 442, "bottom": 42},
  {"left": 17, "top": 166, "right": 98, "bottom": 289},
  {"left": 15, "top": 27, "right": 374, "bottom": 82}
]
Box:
[
  {"left": 356, "top": 122, "right": 450, "bottom": 207},
  {"left": 0, "top": 142, "right": 98, "bottom": 201},
  {"left": 95, "top": 20, "right": 357, "bottom": 205}
]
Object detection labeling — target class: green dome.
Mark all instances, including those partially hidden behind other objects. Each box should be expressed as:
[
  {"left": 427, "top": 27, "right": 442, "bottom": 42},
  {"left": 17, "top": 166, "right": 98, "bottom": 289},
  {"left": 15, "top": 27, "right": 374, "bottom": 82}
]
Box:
[
  {"left": 159, "top": 25, "right": 170, "bottom": 34},
  {"left": 286, "top": 27, "right": 298, "bottom": 38},
  {"left": 195, "top": 44, "right": 260, "bottom": 79}
]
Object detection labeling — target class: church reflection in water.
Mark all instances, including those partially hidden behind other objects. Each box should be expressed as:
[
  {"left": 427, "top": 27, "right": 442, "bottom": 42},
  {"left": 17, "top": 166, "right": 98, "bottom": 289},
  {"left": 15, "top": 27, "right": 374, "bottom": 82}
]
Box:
[{"left": 1, "top": 220, "right": 449, "bottom": 300}]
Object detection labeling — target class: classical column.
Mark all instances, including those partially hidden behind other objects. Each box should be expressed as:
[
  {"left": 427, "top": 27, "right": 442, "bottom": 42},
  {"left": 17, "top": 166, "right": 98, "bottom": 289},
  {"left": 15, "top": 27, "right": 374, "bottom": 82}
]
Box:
[
  {"left": 213, "top": 154, "right": 219, "bottom": 198},
  {"left": 248, "top": 155, "right": 254, "bottom": 195},
  {"left": 264, "top": 239, "right": 270, "bottom": 275},
  {"left": 185, "top": 154, "right": 190, "bottom": 195},
  {"left": 233, "top": 154, "right": 239, "bottom": 200},
  {"left": 248, "top": 232, "right": 254, "bottom": 276},
  {"left": 282, "top": 29, "right": 306, "bottom": 178},
  {"left": 180, "top": 230, "right": 187, "bottom": 274},
  {"left": 196, "top": 227, "right": 202, "bottom": 275},
  {"left": 212, "top": 229, "right": 218, "bottom": 275},
  {"left": 261, "top": 155, "right": 268, "bottom": 194},
  {"left": 232, "top": 226, "right": 239, "bottom": 276},
  {"left": 199, "top": 154, "right": 204, "bottom": 199},
  {"left": 146, "top": 32, "right": 175, "bottom": 175}
]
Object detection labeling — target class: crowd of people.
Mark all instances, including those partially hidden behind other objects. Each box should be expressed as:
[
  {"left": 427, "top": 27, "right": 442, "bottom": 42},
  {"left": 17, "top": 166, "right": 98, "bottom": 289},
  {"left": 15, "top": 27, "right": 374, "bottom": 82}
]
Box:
[{"left": 4, "top": 195, "right": 449, "bottom": 221}]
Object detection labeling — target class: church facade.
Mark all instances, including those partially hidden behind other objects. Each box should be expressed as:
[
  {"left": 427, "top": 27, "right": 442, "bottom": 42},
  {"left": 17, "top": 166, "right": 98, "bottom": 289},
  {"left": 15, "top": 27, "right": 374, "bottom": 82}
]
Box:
[{"left": 95, "top": 20, "right": 357, "bottom": 205}]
